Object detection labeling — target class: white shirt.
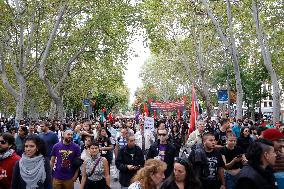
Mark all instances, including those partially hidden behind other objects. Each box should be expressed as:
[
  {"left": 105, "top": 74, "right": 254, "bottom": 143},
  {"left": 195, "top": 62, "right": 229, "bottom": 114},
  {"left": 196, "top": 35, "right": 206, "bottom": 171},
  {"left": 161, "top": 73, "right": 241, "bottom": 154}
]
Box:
[{"left": 135, "top": 129, "right": 155, "bottom": 150}]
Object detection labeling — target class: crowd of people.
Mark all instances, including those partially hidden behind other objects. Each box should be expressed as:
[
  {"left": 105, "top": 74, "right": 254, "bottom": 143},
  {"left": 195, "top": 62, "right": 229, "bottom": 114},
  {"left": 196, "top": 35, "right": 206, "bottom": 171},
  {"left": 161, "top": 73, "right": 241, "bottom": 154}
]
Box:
[{"left": 0, "top": 116, "right": 283, "bottom": 189}]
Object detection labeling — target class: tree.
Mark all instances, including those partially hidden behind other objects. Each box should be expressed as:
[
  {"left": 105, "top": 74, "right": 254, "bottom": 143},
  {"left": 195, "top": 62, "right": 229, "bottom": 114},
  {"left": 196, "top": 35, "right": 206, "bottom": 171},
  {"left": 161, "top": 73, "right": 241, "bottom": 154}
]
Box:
[{"left": 252, "top": 0, "right": 281, "bottom": 123}]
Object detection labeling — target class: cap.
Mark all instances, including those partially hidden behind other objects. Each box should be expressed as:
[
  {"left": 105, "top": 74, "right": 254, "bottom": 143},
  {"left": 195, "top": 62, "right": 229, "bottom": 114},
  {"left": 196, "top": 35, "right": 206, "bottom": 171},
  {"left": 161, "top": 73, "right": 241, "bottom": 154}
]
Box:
[{"left": 262, "top": 128, "right": 284, "bottom": 141}]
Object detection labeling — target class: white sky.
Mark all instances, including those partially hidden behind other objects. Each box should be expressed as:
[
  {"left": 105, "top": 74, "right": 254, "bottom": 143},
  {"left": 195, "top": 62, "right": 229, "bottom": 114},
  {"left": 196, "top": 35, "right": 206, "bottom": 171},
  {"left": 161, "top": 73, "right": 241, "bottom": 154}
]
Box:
[{"left": 124, "top": 33, "right": 150, "bottom": 104}]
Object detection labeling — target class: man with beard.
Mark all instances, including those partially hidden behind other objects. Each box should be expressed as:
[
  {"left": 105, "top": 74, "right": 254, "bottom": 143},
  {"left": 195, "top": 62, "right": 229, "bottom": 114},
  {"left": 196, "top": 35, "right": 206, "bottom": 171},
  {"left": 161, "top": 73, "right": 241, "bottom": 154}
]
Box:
[
  {"left": 0, "top": 133, "right": 20, "bottom": 189},
  {"left": 39, "top": 121, "right": 59, "bottom": 159},
  {"left": 50, "top": 130, "right": 81, "bottom": 189}
]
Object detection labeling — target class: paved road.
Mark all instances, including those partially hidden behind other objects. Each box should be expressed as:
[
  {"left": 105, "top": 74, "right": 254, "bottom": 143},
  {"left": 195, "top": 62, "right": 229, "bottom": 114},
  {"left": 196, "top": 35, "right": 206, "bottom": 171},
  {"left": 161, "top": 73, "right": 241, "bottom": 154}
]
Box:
[{"left": 75, "top": 164, "right": 121, "bottom": 189}]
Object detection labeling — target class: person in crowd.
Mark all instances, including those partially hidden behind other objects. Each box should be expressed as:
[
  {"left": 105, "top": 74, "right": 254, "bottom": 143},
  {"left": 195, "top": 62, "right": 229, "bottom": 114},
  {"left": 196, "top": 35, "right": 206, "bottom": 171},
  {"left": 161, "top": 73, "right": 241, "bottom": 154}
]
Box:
[
  {"left": 135, "top": 121, "right": 155, "bottom": 155},
  {"left": 81, "top": 121, "right": 94, "bottom": 142},
  {"left": 169, "top": 125, "right": 182, "bottom": 154},
  {"left": 215, "top": 118, "right": 230, "bottom": 148},
  {"left": 116, "top": 133, "right": 145, "bottom": 189},
  {"left": 147, "top": 128, "right": 177, "bottom": 178},
  {"left": 262, "top": 128, "right": 284, "bottom": 188},
  {"left": 128, "top": 159, "right": 167, "bottom": 189},
  {"left": 9, "top": 127, "right": 18, "bottom": 139},
  {"left": 92, "top": 122, "right": 101, "bottom": 140},
  {"left": 186, "top": 121, "right": 204, "bottom": 149},
  {"left": 160, "top": 158, "right": 201, "bottom": 189},
  {"left": 15, "top": 126, "right": 28, "bottom": 156},
  {"left": 266, "top": 120, "right": 275, "bottom": 129},
  {"left": 0, "top": 133, "right": 21, "bottom": 189},
  {"left": 50, "top": 130, "right": 81, "bottom": 189},
  {"left": 11, "top": 135, "right": 52, "bottom": 189},
  {"left": 81, "top": 136, "right": 93, "bottom": 161},
  {"left": 249, "top": 126, "right": 258, "bottom": 141},
  {"left": 53, "top": 121, "right": 64, "bottom": 141},
  {"left": 73, "top": 125, "right": 82, "bottom": 146},
  {"left": 189, "top": 133, "right": 225, "bottom": 189},
  {"left": 96, "top": 128, "right": 113, "bottom": 169},
  {"left": 115, "top": 127, "right": 128, "bottom": 158},
  {"left": 38, "top": 121, "right": 59, "bottom": 159},
  {"left": 80, "top": 141, "right": 110, "bottom": 189},
  {"left": 232, "top": 119, "right": 242, "bottom": 138},
  {"left": 28, "top": 124, "right": 37, "bottom": 135},
  {"left": 235, "top": 138, "right": 277, "bottom": 189},
  {"left": 237, "top": 127, "right": 253, "bottom": 152},
  {"left": 220, "top": 132, "right": 246, "bottom": 189}
]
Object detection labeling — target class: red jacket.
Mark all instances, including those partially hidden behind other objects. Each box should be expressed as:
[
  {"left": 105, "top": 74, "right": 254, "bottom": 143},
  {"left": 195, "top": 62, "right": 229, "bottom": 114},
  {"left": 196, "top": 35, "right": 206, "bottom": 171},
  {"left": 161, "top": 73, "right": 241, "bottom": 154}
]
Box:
[{"left": 0, "top": 152, "right": 20, "bottom": 189}]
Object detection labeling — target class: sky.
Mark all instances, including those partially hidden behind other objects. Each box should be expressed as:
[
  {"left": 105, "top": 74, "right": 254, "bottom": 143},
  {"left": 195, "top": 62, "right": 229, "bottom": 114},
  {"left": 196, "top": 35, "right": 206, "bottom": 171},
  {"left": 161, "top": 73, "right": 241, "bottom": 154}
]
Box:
[{"left": 124, "top": 33, "right": 150, "bottom": 104}]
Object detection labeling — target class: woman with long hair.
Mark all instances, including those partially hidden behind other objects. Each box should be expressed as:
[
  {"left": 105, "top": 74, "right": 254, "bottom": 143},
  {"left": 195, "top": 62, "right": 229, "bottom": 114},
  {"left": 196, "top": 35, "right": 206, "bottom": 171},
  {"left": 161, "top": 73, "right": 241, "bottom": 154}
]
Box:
[
  {"left": 237, "top": 127, "right": 253, "bottom": 152},
  {"left": 96, "top": 128, "right": 113, "bottom": 169},
  {"left": 160, "top": 158, "right": 201, "bottom": 189},
  {"left": 80, "top": 141, "right": 110, "bottom": 189},
  {"left": 11, "top": 134, "right": 52, "bottom": 189},
  {"left": 169, "top": 125, "right": 182, "bottom": 154},
  {"left": 128, "top": 159, "right": 167, "bottom": 189}
]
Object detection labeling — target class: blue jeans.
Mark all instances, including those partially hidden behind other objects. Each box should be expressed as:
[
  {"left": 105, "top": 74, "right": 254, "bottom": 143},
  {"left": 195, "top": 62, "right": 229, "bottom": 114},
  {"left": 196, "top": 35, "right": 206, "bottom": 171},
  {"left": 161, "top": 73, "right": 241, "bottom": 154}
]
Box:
[{"left": 225, "top": 172, "right": 236, "bottom": 189}]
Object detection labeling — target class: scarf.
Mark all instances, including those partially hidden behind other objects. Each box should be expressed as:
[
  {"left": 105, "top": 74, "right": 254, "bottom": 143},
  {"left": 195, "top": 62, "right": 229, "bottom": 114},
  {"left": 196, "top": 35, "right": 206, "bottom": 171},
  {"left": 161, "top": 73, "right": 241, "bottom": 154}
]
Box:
[
  {"left": 19, "top": 154, "right": 46, "bottom": 189},
  {"left": 0, "top": 149, "right": 14, "bottom": 161}
]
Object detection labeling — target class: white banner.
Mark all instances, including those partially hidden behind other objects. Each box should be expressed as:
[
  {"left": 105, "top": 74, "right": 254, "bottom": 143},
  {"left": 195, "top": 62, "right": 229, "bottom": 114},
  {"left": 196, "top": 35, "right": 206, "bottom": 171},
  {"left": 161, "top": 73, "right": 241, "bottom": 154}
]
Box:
[{"left": 144, "top": 116, "right": 155, "bottom": 131}]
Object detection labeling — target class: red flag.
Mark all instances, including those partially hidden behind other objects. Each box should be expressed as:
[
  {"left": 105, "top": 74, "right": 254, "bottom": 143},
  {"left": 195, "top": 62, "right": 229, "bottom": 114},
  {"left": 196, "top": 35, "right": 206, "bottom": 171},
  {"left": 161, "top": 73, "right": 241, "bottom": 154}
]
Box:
[
  {"left": 177, "top": 109, "right": 181, "bottom": 120},
  {"left": 153, "top": 110, "right": 157, "bottom": 119},
  {"left": 144, "top": 103, "right": 149, "bottom": 117},
  {"left": 189, "top": 86, "right": 198, "bottom": 134}
]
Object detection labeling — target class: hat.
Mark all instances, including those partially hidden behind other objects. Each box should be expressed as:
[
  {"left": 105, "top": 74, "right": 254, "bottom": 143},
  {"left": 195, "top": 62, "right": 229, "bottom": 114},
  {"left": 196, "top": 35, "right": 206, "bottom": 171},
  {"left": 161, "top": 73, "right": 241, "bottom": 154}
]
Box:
[{"left": 262, "top": 128, "right": 284, "bottom": 141}]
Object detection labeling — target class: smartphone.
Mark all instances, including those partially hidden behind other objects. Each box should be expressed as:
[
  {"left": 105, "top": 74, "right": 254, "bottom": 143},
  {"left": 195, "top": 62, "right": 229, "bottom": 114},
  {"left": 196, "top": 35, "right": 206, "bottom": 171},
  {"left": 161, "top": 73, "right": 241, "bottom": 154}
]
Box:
[{"left": 237, "top": 154, "right": 242, "bottom": 158}]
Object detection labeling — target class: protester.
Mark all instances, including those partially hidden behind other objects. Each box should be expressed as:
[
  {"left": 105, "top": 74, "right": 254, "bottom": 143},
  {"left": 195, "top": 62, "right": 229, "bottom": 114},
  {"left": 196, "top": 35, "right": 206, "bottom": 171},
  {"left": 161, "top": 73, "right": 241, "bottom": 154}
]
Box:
[
  {"left": 50, "top": 130, "right": 81, "bottom": 189},
  {"left": 262, "top": 128, "right": 284, "bottom": 188},
  {"left": 186, "top": 121, "right": 204, "bottom": 149},
  {"left": 81, "top": 136, "right": 93, "bottom": 161},
  {"left": 147, "top": 127, "right": 177, "bottom": 178},
  {"left": 11, "top": 135, "right": 52, "bottom": 189},
  {"left": 215, "top": 118, "right": 230, "bottom": 147},
  {"left": 237, "top": 127, "right": 253, "bottom": 152},
  {"left": 38, "top": 121, "right": 59, "bottom": 159},
  {"left": 169, "top": 125, "right": 182, "bottom": 154},
  {"left": 0, "top": 133, "right": 20, "bottom": 189},
  {"left": 15, "top": 126, "right": 28, "bottom": 156},
  {"left": 232, "top": 119, "right": 242, "bottom": 138},
  {"left": 160, "top": 158, "right": 201, "bottom": 189},
  {"left": 135, "top": 122, "right": 155, "bottom": 155},
  {"left": 115, "top": 127, "right": 128, "bottom": 158},
  {"left": 128, "top": 159, "right": 167, "bottom": 189},
  {"left": 220, "top": 132, "right": 245, "bottom": 189},
  {"left": 235, "top": 138, "right": 277, "bottom": 189},
  {"left": 189, "top": 132, "right": 225, "bottom": 189},
  {"left": 96, "top": 128, "right": 113, "bottom": 169},
  {"left": 116, "top": 133, "right": 145, "bottom": 189},
  {"left": 80, "top": 141, "right": 110, "bottom": 189}
]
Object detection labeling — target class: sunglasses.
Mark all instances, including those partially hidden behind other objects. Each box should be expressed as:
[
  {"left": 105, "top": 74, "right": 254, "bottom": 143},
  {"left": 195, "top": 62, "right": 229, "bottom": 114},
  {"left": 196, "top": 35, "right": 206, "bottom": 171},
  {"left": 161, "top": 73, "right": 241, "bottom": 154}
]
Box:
[
  {"left": 0, "top": 140, "right": 7, "bottom": 145},
  {"left": 158, "top": 133, "right": 167, "bottom": 136}
]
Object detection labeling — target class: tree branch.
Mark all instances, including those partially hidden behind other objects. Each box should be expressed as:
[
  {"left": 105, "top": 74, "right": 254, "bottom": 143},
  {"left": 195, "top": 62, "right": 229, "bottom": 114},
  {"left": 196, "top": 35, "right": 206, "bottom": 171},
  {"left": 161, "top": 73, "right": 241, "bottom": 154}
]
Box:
[
  {"left": 0, "top": 41, "right": 18, "bottom": 99},
  {"left": 38, "top": 4, "right": 67, "bottom": 80},
  {"left": 54, "top": 44, "right": 86, "bottom": 91}
]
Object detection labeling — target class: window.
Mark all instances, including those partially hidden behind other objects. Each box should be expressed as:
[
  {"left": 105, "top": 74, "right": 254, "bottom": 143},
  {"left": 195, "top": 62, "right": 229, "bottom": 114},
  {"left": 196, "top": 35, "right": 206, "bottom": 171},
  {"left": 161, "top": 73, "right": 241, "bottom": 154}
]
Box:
[
  {"left": 264, "top": 102, "right": 267, "bottom": 107},
  {"left": 269, "top": 102, "right": 272, "bottom": 107}
]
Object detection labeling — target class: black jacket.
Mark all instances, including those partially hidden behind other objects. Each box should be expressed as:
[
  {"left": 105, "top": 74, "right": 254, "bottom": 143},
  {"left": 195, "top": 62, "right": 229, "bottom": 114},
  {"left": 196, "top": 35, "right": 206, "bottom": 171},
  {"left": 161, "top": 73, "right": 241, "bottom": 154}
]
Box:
[
  {"left": 146, "top": 141, "right": 177, "bottom": 177},
  {"left": 115, "top": 145, "right": 145, "bottom": 187},
  {"left": 235, "top": 164, "right": 278, "bottom": 189}
]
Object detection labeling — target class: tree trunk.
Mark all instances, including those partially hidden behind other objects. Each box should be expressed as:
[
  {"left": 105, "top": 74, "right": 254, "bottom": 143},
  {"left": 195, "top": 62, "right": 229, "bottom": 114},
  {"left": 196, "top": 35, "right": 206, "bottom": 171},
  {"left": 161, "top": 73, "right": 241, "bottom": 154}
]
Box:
[
  {"left": 55, "top": 98, "right": 64, "bottom": 121},
  {"left": 49, "top": 101, "right": 56, "bottom": 120},
  {"left": 200, "top": 0, "right": 244, "bottom": 120},
  {"left": 252, "top": 0, "right": 281, "bottom": 123}
]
